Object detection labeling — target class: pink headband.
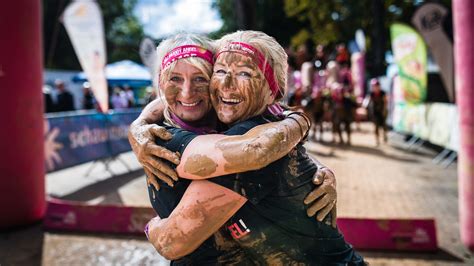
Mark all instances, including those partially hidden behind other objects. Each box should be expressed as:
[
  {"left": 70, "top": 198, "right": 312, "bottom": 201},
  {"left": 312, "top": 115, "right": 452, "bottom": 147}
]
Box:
[
  {"left": 161, "top": 45, "right": 214, "bottom": 70},
  {"left": 215, "top": 42, "right": 280, "bottom": 97}
]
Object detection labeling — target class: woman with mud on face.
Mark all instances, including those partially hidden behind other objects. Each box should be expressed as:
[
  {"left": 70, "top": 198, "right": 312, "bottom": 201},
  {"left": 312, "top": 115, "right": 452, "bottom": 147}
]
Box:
[
  {"left": 128, "top": 33, "right": 338, "bottom": 264},
  {"left": 140, "top": 31, "right": 365, "bottom": 265}
]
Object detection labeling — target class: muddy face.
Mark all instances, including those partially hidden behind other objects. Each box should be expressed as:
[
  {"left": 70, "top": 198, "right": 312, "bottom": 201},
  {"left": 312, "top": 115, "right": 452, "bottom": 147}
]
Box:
[
  {"left": 160, "top": 61, "right": 212, "bottom": 122},
  {"left": 210, "top": 53, "right": 273, "bottom": 124}
]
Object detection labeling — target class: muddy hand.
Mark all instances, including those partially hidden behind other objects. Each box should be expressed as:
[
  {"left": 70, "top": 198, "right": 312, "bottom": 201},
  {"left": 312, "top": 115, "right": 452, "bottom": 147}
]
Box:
[
  {"left": 304, "top": 166, "right": 338, "bottom": 228},
  {"left": 129, "top": 122, "right": 181, "bottom": 190}
]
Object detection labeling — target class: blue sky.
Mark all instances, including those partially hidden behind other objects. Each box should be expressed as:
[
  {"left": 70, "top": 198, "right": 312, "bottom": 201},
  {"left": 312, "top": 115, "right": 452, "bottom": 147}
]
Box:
[{"left": 134, "top": 0, "right": 223, "bottom": 38}]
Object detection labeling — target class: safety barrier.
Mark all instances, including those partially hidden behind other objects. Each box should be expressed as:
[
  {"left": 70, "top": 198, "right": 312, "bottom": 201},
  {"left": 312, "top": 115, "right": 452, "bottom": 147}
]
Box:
[{"left": 392, "top": 103, "right": 458, "bottom": 152}]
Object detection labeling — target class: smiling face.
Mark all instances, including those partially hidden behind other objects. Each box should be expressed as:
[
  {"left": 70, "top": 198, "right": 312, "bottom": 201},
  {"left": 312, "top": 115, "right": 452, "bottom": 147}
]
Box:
[
  {"left": 160, "top": 60, "right": 212, "bottom": 122},
  {"left": 210, "top": 52, "right": 273, "bottom": 124}
]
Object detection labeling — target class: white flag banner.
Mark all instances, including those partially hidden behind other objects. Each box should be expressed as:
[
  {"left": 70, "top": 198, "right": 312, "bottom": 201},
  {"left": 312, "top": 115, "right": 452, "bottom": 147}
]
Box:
[
  {"left": 139, "top": 37, "right": 157, "bottom": 71},
  {"left": 62, "top": 0, "right": 108, "bottom": 112},
  {"left": 412, "top": 3, "right": 455, "bottom": 103},
  {"left": 139, "top": 37, "right": 157, "bottom": 86},
  {"left": 355, "top": 29, "right": 366, "bottom": 52}
]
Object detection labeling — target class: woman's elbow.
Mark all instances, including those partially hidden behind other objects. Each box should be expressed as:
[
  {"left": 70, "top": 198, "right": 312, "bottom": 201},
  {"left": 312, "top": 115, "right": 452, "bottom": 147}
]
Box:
[{"left": 152, "top": 240, "right": 188, "bottom": 260}]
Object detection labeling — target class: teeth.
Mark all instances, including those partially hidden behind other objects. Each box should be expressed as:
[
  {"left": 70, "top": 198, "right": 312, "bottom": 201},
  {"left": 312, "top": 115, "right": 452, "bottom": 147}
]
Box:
[
  {"left": 181, "top": 101, "right": 199, "bottom": 107},
  {"left": 221, "top": 97, "right": 242, "bottom": 103}
]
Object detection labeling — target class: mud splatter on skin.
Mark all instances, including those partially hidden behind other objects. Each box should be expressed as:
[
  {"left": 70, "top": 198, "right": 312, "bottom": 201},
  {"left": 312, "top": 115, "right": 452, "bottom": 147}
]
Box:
[
  {"left": 216, "top": 129, "right": 286, "bottom": 173},
  {"left": 210, "top": 52, "right": 272, "bottom": 124},
  {"left": 183, "top": 154, "right": 218, "bottom": 177},
  {"left": 128, "top": 117, "right": 180, "bottom": 192},
  {"left": 214, "top": 112, "right": 307, "bottom": 173},
  {"left": 152, "top": 192, "right": 244, "bottom": 259}
]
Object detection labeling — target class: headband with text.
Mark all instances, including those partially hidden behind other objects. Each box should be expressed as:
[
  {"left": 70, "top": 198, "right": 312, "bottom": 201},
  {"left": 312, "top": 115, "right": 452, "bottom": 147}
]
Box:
[{"left": 161, "top": 45, "right": 214, "bottom": 71}]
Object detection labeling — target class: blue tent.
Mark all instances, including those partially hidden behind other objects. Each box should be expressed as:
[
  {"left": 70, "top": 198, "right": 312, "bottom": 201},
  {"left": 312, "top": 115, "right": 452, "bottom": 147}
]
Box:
[{"left": 72, "top": 60, "right": 152, "bottom": 87}]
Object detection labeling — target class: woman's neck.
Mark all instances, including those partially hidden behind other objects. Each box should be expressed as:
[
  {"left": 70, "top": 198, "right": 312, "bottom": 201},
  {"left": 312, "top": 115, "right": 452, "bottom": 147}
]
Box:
[{"left": 170, "top": 110, "right": 219, "bottom": 135}]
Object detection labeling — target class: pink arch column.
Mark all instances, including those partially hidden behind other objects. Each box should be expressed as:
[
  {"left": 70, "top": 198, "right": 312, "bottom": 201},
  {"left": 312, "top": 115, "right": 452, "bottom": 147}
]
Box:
[
  {"left": 0, "top": 1, "right": 45, "bottom": 228},
  {"left": 453, "top": 0, "right": 474, "bottom": 251}
]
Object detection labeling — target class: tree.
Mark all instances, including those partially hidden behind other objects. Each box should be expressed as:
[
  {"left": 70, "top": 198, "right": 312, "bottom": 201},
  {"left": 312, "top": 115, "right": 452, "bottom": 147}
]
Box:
[
  {"left": 211, "top": 0, "right": 305, "bottom": 48},
  {"left": 43, "top": 0, "right": 145, "bottom": 70},
  {"left": 283, "top": 0, "right": 452, "bottom": 75}
]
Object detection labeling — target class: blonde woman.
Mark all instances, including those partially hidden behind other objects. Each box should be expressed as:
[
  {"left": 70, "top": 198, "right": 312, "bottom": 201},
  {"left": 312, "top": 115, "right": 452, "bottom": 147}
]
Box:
[{"left": 129, "top": 33, "right": 338, "bottom": 264}]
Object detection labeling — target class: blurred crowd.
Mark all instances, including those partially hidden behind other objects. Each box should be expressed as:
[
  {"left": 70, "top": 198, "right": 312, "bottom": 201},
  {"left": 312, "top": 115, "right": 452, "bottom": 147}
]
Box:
[
  {"left": 284, "top": 43, "right": 354, "bottom": 107},
  {"left": 43, "top": 79, "right": 157, "bottom": 113},
  {"left": 283, "top": 42, "right": 387, "bottom": 145}
]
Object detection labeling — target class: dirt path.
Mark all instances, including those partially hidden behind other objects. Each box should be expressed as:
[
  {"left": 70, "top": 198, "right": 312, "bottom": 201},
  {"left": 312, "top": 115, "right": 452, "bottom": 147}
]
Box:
[{"left": 306, "top": 123, "right": 472, "bottom": 265}]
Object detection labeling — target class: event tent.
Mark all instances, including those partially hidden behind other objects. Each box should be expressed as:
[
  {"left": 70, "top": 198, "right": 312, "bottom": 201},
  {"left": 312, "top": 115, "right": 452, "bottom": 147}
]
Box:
[{"left": 72, "top": 60, "right": 152, "bottom": 87}]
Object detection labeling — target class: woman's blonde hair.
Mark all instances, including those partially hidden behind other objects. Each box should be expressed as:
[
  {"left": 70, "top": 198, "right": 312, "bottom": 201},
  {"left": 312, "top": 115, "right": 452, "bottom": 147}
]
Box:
[
  {"left": 215, "top": 30, "right": 288, "bottom": 101},
  {"left": 154, "top": 33, "right": 215, "bottom": 127}
]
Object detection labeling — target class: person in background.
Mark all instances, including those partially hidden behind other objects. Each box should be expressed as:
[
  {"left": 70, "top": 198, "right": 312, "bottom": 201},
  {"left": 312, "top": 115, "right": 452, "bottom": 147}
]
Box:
[
  {"left": 367, "top": 78, "right": 388, "bottom": 145},
  {"left": 54, "top": 79, "right": 75, "bottom": 112},
  {"left": 111, "top": 86, "right": 128, "bottom": 110},
  {"left": 314, "top": 44, "right": 327, "bottom": 70},
  {"left": 335, "top": 43, "right": 350, "bottom": 65},
  {"left": 81, "top": 82, "right": 95, "bottom": 110},
  {"left": 143, "top": 86, "right": 156, "bottom": 105},
  {"left": 43, "top": 85, "right": 55, "bottom": 113},
  {"left": 124, "top": 85, "right": 135, "bottom": 108}
]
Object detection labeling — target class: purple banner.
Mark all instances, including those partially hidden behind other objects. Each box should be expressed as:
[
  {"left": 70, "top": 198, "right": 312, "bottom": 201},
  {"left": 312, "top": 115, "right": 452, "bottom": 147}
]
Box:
[{"left": 44, "top": 110, "right": 140, "bottom": 172}]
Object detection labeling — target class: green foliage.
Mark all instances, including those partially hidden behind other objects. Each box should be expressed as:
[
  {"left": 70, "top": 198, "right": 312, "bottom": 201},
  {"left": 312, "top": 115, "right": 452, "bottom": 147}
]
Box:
[
  {"left": 282, "top": 0, "right": 452, "bottom": 75},
  {"left": 212, "top": 0, "right": 445, "bottom": 49},
  {"left": 43, "top": 0, "right": 145, "bottom": 70},
  {"left": 209, "top": 0, "right": 238, "bottom": 39},
  {"left": 211, "top": 0, "right": 451, "bottom": 76},
  {"left": 284, "top": 0, "right": 452, "bottom": 49},
  {"left": 210, "top": 0, "right": 305, "bottom": 48}
]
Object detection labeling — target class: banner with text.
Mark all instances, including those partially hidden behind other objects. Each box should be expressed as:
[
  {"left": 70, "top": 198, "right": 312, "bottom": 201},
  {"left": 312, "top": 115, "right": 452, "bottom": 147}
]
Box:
[{"left": 44, "top": 110, "right": 140, "bottom": 172}]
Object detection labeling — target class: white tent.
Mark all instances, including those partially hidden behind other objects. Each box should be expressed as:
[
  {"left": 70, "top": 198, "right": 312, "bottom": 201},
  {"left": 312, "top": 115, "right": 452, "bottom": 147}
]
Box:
[{"left": 72, "top": 60, "right": 152, "bottom": 87}]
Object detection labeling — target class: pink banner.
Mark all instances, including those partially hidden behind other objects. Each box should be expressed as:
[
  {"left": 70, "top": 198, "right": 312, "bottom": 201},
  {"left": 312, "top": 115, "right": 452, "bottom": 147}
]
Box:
[
  {"left": 453, "top": 0, "right": 474, "bottom": 251},
  {"left": 44, "top": 197, "right": 155, "bottom": 234},
  {"left": 44, "top": 198, "right": 438, "bottom": 251},
  {"left": 338, "top": 217, "right": 437, "bottom": 251}
]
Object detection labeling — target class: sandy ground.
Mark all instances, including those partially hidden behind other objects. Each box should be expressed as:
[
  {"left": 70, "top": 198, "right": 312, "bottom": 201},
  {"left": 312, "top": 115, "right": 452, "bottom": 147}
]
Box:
[{"left": 0, "top": 122, "right": 473, "bottom": 265}]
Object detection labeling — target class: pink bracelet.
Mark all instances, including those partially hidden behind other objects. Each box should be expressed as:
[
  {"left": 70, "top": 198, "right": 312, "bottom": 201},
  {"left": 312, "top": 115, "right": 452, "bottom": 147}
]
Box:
[
  {"left": 144, "top": 216, "right": 161, "bottom": 239},
  {"left": 144, "top": 222, "right": 150, "bottom": 239}
]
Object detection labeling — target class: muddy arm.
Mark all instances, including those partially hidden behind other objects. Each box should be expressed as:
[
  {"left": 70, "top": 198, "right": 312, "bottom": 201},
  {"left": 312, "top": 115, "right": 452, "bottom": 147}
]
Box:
[
  {"left": 146, "top": 180, "right": 246, "bottom": 260},
  {"left": 176, "top": 113, "right": 310, "bottom": 180},
  {"left": 135, "top": 98, "right": 166, "bottom": 124},
  {"left": 304, "top": 157, "right": 338, "bottom": 228},
  {"left": 128, "top": 98, "right": 181, "bottom": 189}
]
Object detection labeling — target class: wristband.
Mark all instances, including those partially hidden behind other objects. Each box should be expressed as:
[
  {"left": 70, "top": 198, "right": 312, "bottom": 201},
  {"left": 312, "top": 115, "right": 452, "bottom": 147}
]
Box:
[
  {"left": 144, "top": 222, "right": 150, "bottom": 239},
  {"left": 144, "top": 216, "right": 161, "bottom": 239},
  {"left": 286, "top": 112, "right": 311, "bottom": 140},
  {"left": 285, "top": 115, "right": 306, "bottom": 140}
]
